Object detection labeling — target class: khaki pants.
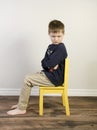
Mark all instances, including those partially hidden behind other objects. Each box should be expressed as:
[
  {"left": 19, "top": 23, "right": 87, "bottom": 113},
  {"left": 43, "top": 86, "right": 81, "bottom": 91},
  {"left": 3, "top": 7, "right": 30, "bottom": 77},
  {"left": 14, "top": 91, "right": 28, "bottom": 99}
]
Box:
[{"left": 17, "top": 71, "right": 55, "bottom": 110}]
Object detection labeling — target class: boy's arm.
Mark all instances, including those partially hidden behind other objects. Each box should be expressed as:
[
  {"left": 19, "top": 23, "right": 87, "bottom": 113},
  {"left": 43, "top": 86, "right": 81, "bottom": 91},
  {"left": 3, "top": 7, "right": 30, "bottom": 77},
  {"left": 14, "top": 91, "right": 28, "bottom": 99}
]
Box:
[
  {"left": 49, "top": 64, "right": 59, "bottom": 72},
  {"left": 41, "top": 46, "right": 67, "bottom": 69},
  {"left": 41, "top": 49, "right": 49, "bottom": 70},
  {"left": 41, "top": 57, "right": 59, "bottom": 71}
]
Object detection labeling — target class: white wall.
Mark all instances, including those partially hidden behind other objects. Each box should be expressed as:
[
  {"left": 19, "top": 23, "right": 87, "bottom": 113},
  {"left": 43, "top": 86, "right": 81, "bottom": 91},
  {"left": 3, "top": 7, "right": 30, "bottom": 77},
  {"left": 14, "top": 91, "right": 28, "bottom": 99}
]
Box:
[{"left": 0, "top": 0, "right": 97, "bottom": 96}]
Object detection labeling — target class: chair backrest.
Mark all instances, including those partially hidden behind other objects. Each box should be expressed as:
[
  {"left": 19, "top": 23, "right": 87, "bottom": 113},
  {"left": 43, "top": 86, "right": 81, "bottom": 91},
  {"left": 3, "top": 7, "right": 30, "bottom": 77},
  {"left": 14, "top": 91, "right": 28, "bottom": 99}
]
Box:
[{"left": 63, "top": 58, "right": 69, "bottom": 90}]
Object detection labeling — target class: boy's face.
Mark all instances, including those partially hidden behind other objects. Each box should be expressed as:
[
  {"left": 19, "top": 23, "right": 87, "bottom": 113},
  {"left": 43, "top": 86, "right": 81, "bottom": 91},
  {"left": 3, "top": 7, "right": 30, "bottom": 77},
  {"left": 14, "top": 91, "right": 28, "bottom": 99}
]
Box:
[{"left": 49, "top": 31, "right": 64, "bottom": 45}]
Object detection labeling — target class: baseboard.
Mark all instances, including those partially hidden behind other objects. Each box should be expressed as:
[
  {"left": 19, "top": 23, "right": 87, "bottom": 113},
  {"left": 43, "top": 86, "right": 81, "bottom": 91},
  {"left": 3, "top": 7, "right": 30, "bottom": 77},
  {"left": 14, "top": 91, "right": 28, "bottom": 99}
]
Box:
[{"left": 0, "top": 87, "right": 97, "bottom": 96}]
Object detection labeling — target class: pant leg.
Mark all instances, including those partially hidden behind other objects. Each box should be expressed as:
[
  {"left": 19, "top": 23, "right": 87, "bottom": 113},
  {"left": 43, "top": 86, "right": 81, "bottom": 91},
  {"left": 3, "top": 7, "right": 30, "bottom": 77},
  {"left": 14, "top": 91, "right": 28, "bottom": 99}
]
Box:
[
  {"left": 17, "top": 71, "right": 55, "bottom": 110},
  {"left": 17, "top": 83, "right": 31, "bottom": 110},
  {"left": 24, "top": 71, "right": 55, "bottom": 87}
]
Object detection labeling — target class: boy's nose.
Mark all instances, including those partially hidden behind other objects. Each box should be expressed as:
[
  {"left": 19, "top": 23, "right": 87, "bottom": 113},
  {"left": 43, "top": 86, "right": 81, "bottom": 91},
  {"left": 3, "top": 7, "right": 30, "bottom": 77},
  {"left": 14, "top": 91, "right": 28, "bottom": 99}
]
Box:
[{"left": 55, "top": 37, "right": 58, "bottom": 41}]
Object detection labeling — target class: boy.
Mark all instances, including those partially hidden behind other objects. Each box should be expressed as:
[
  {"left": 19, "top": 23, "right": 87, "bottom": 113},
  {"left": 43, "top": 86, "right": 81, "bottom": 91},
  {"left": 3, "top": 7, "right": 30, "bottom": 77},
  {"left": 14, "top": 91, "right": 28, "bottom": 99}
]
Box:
[{"left": 7, "top": 19, "right": 68, "bottom": 115}]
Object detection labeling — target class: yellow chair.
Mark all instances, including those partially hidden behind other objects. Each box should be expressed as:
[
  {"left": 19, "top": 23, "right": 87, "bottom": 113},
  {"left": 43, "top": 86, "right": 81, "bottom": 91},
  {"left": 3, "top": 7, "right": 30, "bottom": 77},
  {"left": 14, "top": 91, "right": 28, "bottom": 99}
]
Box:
[{"left": 39, "top": 58, "right": 70, "bottom": 116}]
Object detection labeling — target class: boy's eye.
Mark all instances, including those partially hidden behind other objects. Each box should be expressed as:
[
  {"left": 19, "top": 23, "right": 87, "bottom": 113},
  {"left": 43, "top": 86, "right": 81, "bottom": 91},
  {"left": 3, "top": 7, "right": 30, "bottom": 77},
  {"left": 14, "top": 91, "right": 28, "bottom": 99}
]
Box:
[{"left": 52, "top": 36, "right": 61, "bottom": 38}]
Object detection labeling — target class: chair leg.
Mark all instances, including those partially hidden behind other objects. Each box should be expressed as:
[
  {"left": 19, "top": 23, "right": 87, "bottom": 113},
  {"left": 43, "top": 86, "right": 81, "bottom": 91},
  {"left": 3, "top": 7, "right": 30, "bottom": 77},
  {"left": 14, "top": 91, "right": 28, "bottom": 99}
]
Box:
[
  {"left": 65, "top": 95, "right": 70, "bottom": 116},
  {"left": 39, "top": 89, "right": 43, "bottom": 116}
]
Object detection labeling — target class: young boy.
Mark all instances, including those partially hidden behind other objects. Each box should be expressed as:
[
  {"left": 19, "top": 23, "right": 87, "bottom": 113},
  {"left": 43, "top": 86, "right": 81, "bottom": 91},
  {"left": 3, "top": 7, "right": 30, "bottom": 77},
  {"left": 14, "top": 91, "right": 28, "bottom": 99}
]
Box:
[{"left": 7, "top": 19, "right": 68, "bottom": 115}]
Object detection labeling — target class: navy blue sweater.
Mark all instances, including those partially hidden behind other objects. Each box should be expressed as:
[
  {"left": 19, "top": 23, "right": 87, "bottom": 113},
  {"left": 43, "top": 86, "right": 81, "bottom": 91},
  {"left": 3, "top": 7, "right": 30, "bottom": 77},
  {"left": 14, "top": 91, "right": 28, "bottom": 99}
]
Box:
[{"left": 41, "top": 43, "right": 68, "bottom": 86}]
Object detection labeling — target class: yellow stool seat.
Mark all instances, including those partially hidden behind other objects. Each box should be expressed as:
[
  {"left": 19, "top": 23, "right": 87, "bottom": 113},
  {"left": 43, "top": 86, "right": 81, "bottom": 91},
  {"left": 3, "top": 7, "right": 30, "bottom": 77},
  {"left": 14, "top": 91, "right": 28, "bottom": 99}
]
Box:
[{"left": 39, "top": 58, "right": 70, "bottom": 116}]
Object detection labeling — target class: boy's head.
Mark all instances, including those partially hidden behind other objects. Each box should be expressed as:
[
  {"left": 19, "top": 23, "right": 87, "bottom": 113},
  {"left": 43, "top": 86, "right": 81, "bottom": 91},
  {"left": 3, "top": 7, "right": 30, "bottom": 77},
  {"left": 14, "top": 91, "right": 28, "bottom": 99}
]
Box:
[{"left": 48, "top": 20, "right": 65, "bottom": 44}]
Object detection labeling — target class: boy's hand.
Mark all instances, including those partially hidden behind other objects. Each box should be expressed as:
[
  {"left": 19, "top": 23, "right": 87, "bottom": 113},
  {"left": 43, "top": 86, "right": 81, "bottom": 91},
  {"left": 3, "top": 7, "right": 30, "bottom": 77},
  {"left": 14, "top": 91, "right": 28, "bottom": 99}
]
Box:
[
  {"left": 53, "top": 64, "right": 59, "bottom": 70},
  {"left": 49, "top": 64, "right": 59, "bottom": 72}
]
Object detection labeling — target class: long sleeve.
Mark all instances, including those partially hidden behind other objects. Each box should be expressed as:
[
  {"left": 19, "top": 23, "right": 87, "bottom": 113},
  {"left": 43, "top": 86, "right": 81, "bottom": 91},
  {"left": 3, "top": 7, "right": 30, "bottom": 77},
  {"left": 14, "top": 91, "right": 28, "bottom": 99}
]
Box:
[
  {"left": 41, "top": 45, "right": 67, "bottom": 69},
  {"left": 41, "top": 49, "right": 49, "bottom": 70}
]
